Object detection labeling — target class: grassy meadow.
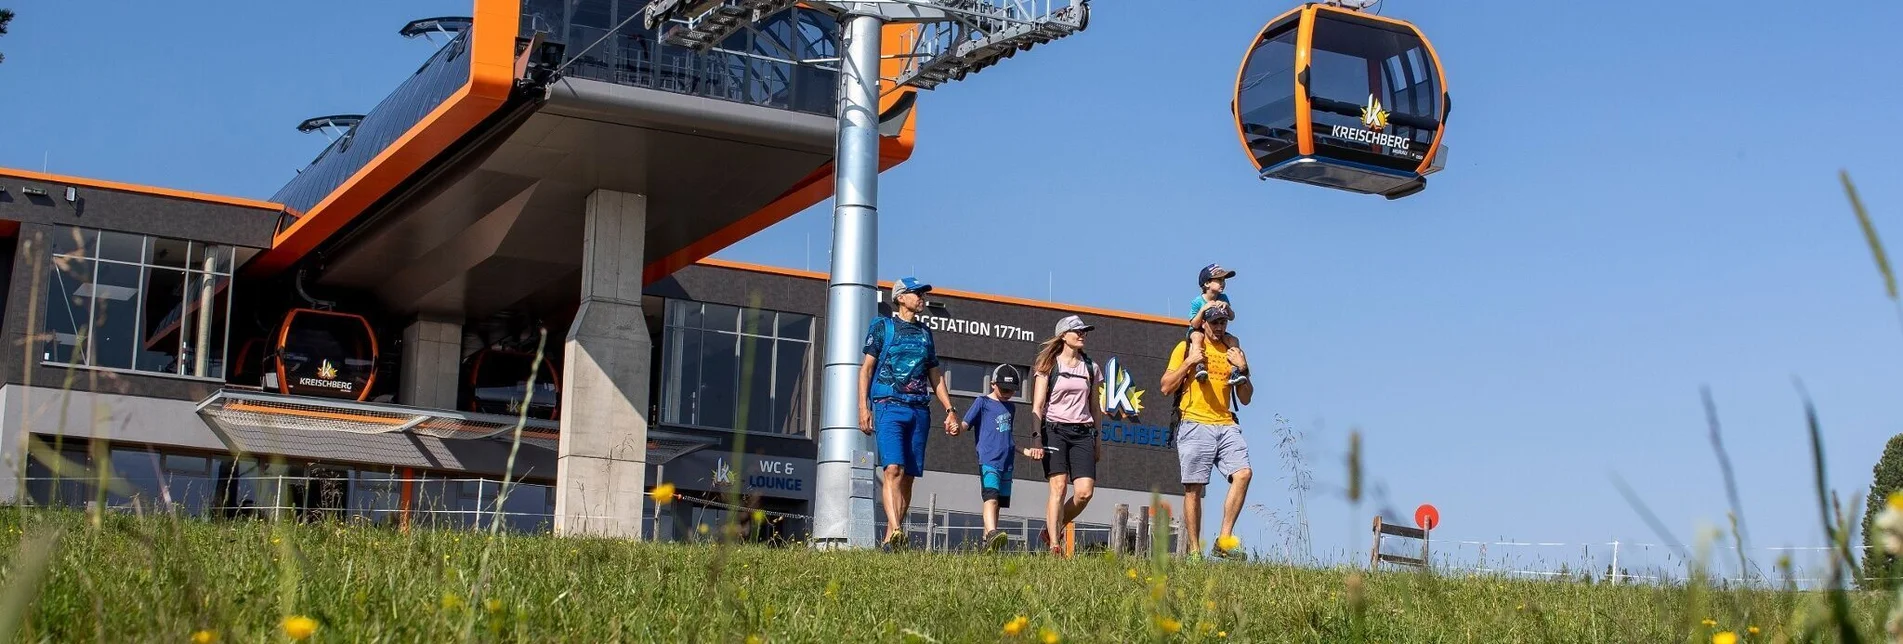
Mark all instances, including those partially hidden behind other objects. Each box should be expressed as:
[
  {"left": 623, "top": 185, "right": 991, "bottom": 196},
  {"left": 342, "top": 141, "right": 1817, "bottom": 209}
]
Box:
[{"left": 0, "top": 507, "right": 1889, "bottom": 643}]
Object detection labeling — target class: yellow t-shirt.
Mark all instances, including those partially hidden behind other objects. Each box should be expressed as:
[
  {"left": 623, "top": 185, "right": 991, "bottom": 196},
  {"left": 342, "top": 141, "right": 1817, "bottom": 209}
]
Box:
[{"left": 1167, "top": 336, "right": 1238, "bottom": 425}]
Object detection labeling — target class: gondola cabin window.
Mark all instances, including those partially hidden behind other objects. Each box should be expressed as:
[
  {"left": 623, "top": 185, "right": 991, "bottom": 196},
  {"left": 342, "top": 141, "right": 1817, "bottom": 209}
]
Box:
[{"left": 38, "top": 226, "right": 235, "bottom": 380}]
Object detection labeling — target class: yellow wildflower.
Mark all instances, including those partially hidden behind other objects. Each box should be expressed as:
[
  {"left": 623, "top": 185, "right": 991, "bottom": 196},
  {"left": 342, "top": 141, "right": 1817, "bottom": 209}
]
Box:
[
  {"left": 1198, "top": 621, "right": 1216, "bottom": 635},
  {"left": 1712, "top": 631, "right": 1737, "bottom": 644},
  {"left": 1216, "top": 534, "right": 1241, "bottom": 552},
  {"left": 1702, "top": 618, "right": 1718, "bottom": 627},
  {"left": 1219, "top": 631, "right": 1229, "bottom": 638},
  {"left": 1205, "top": 600, "right": 1217, "bottom": 611},
  {"left": 1126, "top": 568, "right": 1138, "bottom": 580},
  {"left": 281, "top": 616, "right": 318, "bottom": 641},
  {"left": 484, "top": 598, "right": 503, "bottom": 614},
  {"left": 1153, "top": 616, "right": 1182, "bottom": 634},
  {"left": 1038, "top": 627, "right": 1061, "bottom": 644},
  {"left": 745, "top": 635, "right": 764, "bottom": 644},
  {"left": 651, "top": 482, "right": 677, "bottom": 505},
  {"left": 1889, "top": 491, "right": 1903, "bottom": 512},
  {"left": 190, "top": 630, "right": 218, "bottom": 644},
  {"left": 442, "top": 593, "right": 465, "bottom": 612},
  {"left": 1748, "top": 626, "right": 1761, "bottom": 635},
  {"left": 1003, "top": 615, "right": 1029, "bottom": 637}
]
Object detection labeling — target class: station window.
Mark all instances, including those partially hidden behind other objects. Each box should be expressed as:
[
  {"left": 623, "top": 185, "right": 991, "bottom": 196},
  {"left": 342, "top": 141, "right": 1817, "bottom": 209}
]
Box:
[
  {"left": 660, "top": 299, "right": 815, "bottom": 437},
  {"left": 38, "top": 227, "right": 235, "bottom": 380},
  {"left": 940, "top": 358, "right": 1033, "bottom": 399}
]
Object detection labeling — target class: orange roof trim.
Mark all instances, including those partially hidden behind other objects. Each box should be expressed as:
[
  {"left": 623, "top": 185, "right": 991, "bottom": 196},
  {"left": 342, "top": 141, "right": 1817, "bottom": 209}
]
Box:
[
  {"left": 243, "top": 0, "right": 519, "bottom": 278},
  {"left": 693, "top": 258, "right": 1184, "bottom": 326},
  {"left": 0, "top": 167, "right": 287, "bottom": 212}
]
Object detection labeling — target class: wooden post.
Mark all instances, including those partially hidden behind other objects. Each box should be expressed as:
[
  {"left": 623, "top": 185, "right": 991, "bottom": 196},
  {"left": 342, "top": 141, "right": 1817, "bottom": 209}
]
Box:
[
  {"left": 1155, "top": 503, "right": 1173, "bottom": 558},
  {"left": 1369, "top": 516, "right": 1384, "bottom": 569},
  {"left": 1111, "top": 504, "right": 1129, "bottom": 556},
  {"left": 1064, "top": 522, "right": 1075, "bottom": 558},
  {"left": 1137, "top": 505, "right": 1152, "bottom": 555},
  {"left": 398, "top": 467, "right": 414, "bottom": 533},
  {"left": 925, "top": 494, "right": 937, "bottom": 552}
]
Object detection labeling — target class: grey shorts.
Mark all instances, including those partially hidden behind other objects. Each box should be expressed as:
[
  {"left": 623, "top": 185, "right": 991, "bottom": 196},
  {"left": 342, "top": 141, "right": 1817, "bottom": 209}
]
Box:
[{"left": 1177, "top": 422, "right": 1251, "bottom": 485}]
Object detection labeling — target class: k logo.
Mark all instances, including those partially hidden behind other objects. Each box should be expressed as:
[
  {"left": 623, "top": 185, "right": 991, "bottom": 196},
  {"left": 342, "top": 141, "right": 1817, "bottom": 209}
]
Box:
[{"left": 1098, "top": 357, "right": 1144, "bottom": 419}]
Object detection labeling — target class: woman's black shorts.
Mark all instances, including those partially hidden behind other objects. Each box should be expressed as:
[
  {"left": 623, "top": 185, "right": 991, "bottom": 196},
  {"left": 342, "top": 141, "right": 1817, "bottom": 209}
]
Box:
[{"left": 1041, "top": 421, "right": 1098, "bottom": 481}]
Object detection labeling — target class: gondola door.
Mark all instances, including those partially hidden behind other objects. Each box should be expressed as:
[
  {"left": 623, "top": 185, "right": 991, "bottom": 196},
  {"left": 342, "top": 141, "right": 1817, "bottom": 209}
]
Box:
[{"left": 273, "top": 309, "right": 378, "bottom": 401}]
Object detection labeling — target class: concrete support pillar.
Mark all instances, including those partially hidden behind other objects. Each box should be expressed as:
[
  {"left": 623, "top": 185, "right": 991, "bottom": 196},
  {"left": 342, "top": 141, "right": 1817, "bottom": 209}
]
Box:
[
  {"left": 553, "top": 189, "right": 651, "bottom": 538},
  {"left": 399, "top": 316, "right": 463, "bottom": 409}
]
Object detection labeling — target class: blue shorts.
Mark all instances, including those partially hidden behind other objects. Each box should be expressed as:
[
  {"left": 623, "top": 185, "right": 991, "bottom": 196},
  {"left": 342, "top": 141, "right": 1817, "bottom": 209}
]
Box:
[
  {"left": 874, "top": 402, "right": 931, "bottom": 477},
  {"left": 980, "top": 463, "right": 1013, "bottom": 508}
]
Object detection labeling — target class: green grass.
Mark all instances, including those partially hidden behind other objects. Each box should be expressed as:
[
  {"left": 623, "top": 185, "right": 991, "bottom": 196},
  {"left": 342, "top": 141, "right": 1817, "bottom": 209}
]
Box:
[{"left": 0, "top": 508, "right": 1887, "bottom": 643}]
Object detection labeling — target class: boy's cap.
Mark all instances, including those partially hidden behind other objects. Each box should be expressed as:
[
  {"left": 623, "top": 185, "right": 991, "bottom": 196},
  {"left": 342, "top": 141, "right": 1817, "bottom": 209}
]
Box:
[
  {"left": 1054, "top": 315, "right": 1095, "bottom": 336},
  {"left": 891, "top": 276, "right": 932, "bottom": 297},
  {"left": 991, "top": 364, "right": 1022, "bottom": 390},
  {"left": 1198, "top": 263, "right": 1237, "bottom": 285}
]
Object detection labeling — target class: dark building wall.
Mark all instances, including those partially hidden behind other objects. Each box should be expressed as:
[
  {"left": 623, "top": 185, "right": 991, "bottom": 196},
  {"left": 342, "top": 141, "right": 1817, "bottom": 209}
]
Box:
[
  {"left": 0, "top": 174, "right": 280, "bottom": 248},
  {"left": 648, "top": 264, "right": 1192, "bottom": 496}
]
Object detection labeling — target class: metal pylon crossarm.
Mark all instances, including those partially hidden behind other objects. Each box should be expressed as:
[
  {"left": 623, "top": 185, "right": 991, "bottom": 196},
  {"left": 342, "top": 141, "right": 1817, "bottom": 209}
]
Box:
[
  {"left": 889, "top": 0, "right": 1090, "bottom": 89},
  {"left": 645, "top": 0, "right": 801, "bottom": 51}
]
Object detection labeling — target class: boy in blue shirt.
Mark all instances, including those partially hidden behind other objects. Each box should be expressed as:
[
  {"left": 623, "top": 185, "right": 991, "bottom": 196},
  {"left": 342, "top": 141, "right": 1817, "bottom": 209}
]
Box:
[
  {"left": 961, "top": 364, "right": 1038, "bottom": 551},
  {"left": 1188, "top": 263, "right": 1248, "bottom": 385}
]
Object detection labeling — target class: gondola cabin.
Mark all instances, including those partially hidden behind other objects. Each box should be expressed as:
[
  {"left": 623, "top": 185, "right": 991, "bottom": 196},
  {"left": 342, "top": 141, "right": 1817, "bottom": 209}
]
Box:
[
  {"left": 460, "top": 349, "right": 561, "bottom": 420},
  {"left": 264, "top": 309, "right": 378, "bottom": 401},
  {"left": 1232, "top": 3, "right": 1449, "bottom": 199}
]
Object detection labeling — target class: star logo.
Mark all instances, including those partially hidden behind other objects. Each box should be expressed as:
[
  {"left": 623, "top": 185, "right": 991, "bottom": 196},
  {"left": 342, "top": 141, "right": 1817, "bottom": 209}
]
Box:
[{"left": 1360, "top": 94, "right": 1390, "bottom": 132}]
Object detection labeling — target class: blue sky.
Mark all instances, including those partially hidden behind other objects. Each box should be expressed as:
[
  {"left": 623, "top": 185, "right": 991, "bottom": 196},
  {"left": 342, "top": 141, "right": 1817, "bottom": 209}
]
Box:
[{"left": 4, "top": 0, "right": 1903, "bottom": 576}]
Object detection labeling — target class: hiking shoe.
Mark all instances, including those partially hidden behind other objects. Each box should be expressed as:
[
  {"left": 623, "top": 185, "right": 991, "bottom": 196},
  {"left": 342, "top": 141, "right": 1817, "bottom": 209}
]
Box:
[
  {"left": 984, "top": 529, "right": 1010, "bottom": 552},
  {"left": 881, "top": 529, "right": 908, "bottom": 552},
  {"left": 1211, "top": 543, "right": 1247, "bottom": 561},
  {"left": 1227, "top": 371, "right": 1249, "bottom": 386},
  {"left": 1195, "top": 366, "right": 1209, "bottom": 381}
]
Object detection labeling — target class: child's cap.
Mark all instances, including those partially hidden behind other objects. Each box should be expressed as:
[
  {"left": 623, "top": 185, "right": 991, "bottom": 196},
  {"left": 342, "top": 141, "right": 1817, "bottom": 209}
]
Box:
[
  {"left": 991, "top": 364, "right": 1022, "bottom": 391},
  {"left": 1198, "top": 263, "right": 1237, "bottom": 286}
]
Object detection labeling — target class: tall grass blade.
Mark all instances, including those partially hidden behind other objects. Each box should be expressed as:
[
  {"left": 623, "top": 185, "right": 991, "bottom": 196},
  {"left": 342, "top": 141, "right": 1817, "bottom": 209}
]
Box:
[
  {"left": 1610, "top": 473, "right": 1690, "bottom": 561},
  {"left": 1842, "top": 170, "right": 1896, "bottom": 301},
  {"left": 1701, "top": 386, "right": 1753, "bottom": 579},
  {"left": 0, "top": 526, "right": 62, "bottom": 639},
  {"left": 1801, "top": 384, "right": 1861, "bottom": 643}
]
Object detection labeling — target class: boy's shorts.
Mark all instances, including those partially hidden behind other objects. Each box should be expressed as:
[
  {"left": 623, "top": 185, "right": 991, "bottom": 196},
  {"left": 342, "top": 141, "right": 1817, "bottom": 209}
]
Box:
[
  {"left": 874, "top": 402, "right": 931, "bottom": 477},
  {"left": 980, "top": 463, "right": 1013, "bottom": 508}
]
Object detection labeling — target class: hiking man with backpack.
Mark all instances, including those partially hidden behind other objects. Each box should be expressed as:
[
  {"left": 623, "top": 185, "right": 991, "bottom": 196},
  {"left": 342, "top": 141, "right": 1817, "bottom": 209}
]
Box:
[
  {"left": 1028, "top": 315, "right": 1104, "bottom": 556},
  {"left": 859, "top": 276, "right": 960, "bottom": 550},
  {"left": 1159, "top": 304, "right": 1254, "bottom": 559}
]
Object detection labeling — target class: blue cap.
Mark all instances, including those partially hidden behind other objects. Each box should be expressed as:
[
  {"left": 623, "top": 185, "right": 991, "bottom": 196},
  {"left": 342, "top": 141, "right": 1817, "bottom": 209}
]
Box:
[{"left": 891, "top": 276, "right": 932, "bottom": 297}]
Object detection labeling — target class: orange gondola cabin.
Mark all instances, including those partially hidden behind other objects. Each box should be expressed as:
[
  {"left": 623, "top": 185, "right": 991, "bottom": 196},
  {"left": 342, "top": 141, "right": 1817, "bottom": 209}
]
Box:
[
  {"left": 1232, "top": 3, "right": 1449, "bottom": 199},
  {"left": 461, "top": 348, "right": 561, "bottom": 420},
  {"left": 265, "top": 309, "right": 379, "bottom": 401}
]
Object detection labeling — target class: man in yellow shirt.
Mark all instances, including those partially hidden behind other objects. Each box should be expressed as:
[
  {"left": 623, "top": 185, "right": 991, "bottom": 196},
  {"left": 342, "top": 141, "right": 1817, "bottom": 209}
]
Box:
[{"left": 1160, "top": 305, "right": 1254, "bottom": 559}]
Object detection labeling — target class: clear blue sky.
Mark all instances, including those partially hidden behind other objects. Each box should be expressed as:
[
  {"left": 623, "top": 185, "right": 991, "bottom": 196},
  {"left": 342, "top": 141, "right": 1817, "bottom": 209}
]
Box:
[{"left": 5, "top": 1, "right": 1903, "bottom": 576}]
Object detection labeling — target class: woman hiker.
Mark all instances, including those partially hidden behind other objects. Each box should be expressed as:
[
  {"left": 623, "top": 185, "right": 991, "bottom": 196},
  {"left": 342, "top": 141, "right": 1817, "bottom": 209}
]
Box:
[{"left": 1028, "top": 315, "right": 1104, "bottom": 556}]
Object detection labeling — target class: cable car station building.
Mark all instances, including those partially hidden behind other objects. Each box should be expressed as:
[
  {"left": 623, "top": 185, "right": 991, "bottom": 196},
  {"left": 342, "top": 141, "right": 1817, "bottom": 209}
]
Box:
[{"left": 0, "top": 1, "right": 1185, "bottom": 550}]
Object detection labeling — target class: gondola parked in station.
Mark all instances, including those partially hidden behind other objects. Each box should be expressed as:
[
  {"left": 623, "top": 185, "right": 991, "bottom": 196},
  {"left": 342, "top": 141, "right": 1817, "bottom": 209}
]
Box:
[
  {"left": 260, "top": 308, "right": 379, "bottom": 402},
  {"left": 1232, "top": 1, "right": 1449, "bottom": 199},
  {"left": 460, "top": 348, "right": 561, "bottom": 420}
]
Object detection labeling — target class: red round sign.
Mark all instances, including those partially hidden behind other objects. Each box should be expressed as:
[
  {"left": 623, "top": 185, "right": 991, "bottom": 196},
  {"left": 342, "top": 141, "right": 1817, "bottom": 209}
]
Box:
[{"left": 1415, "top": 504, "right": 1440, "bottom": 530}]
